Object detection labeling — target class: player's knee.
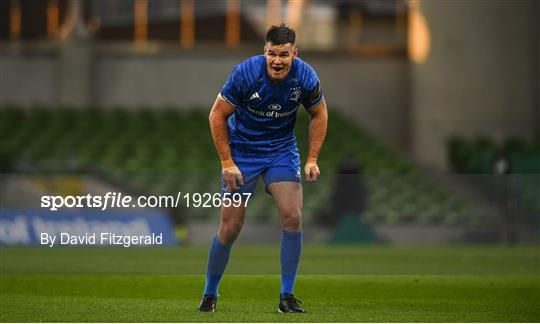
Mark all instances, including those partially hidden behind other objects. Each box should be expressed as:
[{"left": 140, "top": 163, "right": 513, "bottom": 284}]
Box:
[
  {"left": 218, "top": 220, "right": 243, "bottom": 244},
  {"left": 280, "top": 209, "right": 302, "bottom": 231}
]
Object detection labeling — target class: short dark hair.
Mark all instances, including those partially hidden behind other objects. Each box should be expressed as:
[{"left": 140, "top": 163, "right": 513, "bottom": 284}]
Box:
[{"left": 265, "top": 24, "right": 296, "bottom": 45}]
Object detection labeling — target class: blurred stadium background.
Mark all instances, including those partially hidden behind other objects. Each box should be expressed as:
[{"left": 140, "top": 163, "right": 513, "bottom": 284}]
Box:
[
  {"left": 1, "top": 0, "right": 538, "bottom": 246},
  {"left": 1, "top": 0, "right": 539, "bottom": 322}
]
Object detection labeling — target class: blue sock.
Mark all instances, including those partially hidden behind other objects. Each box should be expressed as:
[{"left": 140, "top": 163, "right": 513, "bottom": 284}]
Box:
[
  {"left": 280, "top": 229, "right": 303, "bottom": 298},
  {"left": 203, "top": 235, "right": 232, "bottom": 297}
]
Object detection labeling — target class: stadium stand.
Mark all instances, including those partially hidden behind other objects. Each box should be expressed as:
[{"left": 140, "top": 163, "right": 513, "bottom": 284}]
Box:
[
  {"left": 2, "top": 106, "right": 486, "bottom": 226},
  {"left": 447, "top": 136, "right": 540, "bottom": 232}
]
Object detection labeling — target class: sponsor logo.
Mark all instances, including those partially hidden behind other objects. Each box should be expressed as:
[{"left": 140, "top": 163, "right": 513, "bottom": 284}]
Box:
[
  {"left": 247, "top": 105, "right": 297, "bottom": 118},
  {"left": 268, "top": 103, "right": 282, "bottom": 111}
]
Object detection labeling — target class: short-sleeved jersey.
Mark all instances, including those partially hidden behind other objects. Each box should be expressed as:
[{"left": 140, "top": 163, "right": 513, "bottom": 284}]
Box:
[{"left": 219, "top": 55, "right": 323, "bottom": 156}]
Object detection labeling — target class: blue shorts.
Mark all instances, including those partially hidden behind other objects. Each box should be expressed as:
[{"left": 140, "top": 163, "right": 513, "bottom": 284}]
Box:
[{"left": 221, "top": 148, "right": 302, "bottom": 196}]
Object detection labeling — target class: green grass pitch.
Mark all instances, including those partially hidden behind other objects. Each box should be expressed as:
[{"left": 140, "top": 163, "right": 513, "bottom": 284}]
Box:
[{"left": 1, "top": 246, "right": 539, "bottom": 322}]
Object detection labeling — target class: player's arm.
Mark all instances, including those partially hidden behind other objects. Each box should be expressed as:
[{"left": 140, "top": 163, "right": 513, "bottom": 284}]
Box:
[
  {"left": 305, "top": 99, "right": 328, "bottom": 182},
  {"left": 209, "top": 95, "right": 244, "bottom": 190}
]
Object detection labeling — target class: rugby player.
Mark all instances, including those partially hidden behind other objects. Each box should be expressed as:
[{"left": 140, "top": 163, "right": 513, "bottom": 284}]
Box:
[{"left": 198, "top": 24, "right": 328, "bottom": 313}]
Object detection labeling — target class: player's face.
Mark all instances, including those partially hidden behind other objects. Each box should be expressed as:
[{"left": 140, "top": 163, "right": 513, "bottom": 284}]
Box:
[{"left": 264, "top": 42, "right": 298, "bottom": 81}]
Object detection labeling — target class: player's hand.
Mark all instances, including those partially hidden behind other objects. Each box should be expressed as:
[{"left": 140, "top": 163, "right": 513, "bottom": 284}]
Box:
[
  {"left": 221, "top": 159, "right": 244, "bottom": 190},
  {"left": 304, "top": 158, "right": 320, "bottom": 182}
]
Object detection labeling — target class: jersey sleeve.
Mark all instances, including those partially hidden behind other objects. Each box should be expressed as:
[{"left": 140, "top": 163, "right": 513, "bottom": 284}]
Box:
[
  {"left": 219, "top": 66, "right": 244, "bottom": 107},
  {"left": 302, "top": 67, "right": 324, "bottom": 109}
]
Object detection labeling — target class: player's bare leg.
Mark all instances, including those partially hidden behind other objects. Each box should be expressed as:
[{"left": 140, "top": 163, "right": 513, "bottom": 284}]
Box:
[
  {"left": 217, "top": 204, "right": 246, "bottom": 244},
  {"left": 269, "top": 182, "right": 303, "bottom": 232},
  {"left": 199, "top": 205, "right": 246, "bottom": 312},
  {"left": 268, "top": 181, "right": 306, "bottom": 313}
]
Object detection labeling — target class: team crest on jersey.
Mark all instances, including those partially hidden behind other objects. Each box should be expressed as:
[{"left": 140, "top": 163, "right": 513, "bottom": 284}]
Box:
[
  {"left": 290, "top": 88, "right": 301, "bottom": 102},
  {"left": 268, "top": 103, "right": 281, "bottom": 111}
]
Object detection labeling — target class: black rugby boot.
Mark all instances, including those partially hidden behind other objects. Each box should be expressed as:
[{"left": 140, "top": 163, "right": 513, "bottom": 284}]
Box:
[
  {"left": 198, "top": 295, "right": 217, "bottom": 312},
  {"left": 278, "top": 293, "right": 306, "bottom": 313}
]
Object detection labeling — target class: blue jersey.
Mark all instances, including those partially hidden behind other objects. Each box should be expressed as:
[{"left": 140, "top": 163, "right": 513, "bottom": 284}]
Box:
[{"left": 220, "top": 55, "right": 323, "bottom": 156}]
